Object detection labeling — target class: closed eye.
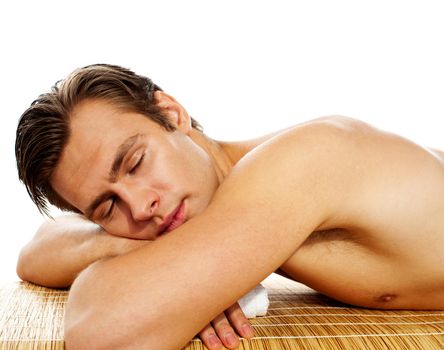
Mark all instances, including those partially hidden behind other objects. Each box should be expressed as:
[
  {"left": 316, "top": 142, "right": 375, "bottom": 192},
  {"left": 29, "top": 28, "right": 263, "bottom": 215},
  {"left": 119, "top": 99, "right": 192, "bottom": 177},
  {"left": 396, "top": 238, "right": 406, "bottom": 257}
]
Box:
[
  {"left": 102, "top": 196, "right": 116, "bottom": 220},
  {"left": 129, "top": 153, "right": 145, "bottom": 175}
]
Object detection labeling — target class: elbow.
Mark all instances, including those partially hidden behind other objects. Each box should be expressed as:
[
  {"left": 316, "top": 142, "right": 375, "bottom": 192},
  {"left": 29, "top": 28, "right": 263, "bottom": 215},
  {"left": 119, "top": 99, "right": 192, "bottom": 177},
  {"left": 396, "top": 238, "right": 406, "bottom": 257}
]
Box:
[
  {"left": 65, "top": 318, "right": 107, "bottom": 350},
  {"left": 64, "top": 320, "right": 118, "bottom": 350},
  {"left": 16, "top": 221, "right": 71, "bottom": 288},
  {"left": 64, "top": 319, "right": 106, "bottom": 350},
  {"left": 16, "top": 246, "right": 34, "bottom": 282},
  {"left": 64, "top": 259, "right": 159, "bottom": 350},
  {"left": 16, "top": 220, "right": 50, "bottom": 283},
  {"left": 64, "top": 261, "right": 110, "bottom": 350},
  {"left": 16, "top": 255, "right": 26, "bottom": 281},
  {"left": 16, "top": 245, "right": 53, "bottom": 286},
  {"left": 65, "top": 322, "right": 110, "bottom": 350}
]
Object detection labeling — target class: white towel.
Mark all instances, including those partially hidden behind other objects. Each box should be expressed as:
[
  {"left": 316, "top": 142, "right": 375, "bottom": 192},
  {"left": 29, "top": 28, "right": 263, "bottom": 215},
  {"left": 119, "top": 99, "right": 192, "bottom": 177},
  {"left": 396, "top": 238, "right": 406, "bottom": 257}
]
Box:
[{"left": 237, "top": 284, "right": 269, "bottom": 318}]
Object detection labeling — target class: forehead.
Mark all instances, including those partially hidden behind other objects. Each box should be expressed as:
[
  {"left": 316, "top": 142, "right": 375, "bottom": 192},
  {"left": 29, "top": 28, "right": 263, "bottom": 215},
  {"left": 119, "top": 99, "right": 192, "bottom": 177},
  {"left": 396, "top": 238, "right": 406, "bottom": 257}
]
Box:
[
  {"left": 70, "top": 99, "right": 151, "bottom": 135},
  {"left": 69, "top": 99, "right": 159, "bottom": 160},
  {"left": 50, "top": 99, "right": 160, "bottom": 211}
]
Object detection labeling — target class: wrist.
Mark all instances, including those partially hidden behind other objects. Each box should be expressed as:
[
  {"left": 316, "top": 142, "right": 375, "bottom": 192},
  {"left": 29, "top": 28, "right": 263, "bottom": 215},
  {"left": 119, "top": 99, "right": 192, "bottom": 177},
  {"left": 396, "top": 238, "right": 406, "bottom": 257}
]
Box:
[
  {"left": 92, "top": 230, "right": 149, "bottom": 258},
  {"left": 84, "top": 228, "right": 120, "bottom": 261}
]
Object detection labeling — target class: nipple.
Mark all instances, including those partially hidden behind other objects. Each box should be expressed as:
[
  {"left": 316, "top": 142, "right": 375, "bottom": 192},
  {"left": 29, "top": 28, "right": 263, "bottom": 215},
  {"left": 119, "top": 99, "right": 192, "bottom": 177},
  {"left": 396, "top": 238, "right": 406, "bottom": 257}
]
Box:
[{"left": 375, "top": 293, "right": 397, "bottom": 303}]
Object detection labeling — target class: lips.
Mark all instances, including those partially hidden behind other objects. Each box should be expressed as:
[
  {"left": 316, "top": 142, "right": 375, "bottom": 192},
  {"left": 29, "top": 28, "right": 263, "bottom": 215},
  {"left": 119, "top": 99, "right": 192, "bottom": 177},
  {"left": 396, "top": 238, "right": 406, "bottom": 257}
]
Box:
[{"left": 158, "top": 201, "right": 186, "bottom": 235}]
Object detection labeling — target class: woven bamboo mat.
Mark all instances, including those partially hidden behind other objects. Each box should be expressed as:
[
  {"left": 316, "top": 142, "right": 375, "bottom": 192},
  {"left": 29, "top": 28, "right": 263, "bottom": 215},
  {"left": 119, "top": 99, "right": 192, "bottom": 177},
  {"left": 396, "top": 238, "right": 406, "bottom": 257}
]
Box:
[{"left": 1, "top": 274, "right": 444, "bottom": 350}]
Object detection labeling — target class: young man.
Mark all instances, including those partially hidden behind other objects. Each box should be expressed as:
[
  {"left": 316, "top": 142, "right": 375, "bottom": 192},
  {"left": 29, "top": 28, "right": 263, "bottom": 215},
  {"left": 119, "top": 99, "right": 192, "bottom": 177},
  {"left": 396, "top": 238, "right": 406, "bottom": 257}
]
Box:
[{"left": 16, "top": 64, "right": 444, "bottom": 350}]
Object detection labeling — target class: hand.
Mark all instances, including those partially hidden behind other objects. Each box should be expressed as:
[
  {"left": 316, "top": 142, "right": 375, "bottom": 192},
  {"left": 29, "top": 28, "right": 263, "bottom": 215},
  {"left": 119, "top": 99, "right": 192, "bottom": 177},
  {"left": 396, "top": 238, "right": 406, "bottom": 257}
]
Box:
[{"left": 198, "top": 302, "right": 254, "bottom": 350}]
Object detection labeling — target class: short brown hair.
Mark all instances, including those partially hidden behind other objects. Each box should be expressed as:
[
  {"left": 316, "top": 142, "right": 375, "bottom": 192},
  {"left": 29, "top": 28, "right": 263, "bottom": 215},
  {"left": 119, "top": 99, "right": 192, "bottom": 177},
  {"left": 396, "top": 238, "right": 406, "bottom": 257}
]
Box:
[{"left": 15, "top": 63, "right": 203, "bottom": 216}]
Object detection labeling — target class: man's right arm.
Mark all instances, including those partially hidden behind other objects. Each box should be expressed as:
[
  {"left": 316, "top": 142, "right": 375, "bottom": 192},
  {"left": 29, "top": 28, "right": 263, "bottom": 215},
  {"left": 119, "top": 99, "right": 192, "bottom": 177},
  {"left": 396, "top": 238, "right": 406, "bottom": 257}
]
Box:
[{"left": 16, "top": 214, "right": 148, "bottom": 288}]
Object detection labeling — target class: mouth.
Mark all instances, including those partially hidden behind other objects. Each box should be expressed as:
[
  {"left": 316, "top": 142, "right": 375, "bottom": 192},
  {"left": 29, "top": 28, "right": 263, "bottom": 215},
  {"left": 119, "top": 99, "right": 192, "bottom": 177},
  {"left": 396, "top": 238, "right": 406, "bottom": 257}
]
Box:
[{"left": 158, "top": 201, "right": 186, "bottom": 236}]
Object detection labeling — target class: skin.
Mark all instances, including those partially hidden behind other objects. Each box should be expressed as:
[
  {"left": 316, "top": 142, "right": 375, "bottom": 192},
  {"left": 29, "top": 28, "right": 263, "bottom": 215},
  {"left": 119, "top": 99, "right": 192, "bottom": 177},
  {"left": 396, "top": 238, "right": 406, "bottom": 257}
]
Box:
[
  {"left": 49, "top": 92, "right": 258, "bottom": 349},
  {"left": 44, "top": 91, "right": 444, "bottom": 349}
]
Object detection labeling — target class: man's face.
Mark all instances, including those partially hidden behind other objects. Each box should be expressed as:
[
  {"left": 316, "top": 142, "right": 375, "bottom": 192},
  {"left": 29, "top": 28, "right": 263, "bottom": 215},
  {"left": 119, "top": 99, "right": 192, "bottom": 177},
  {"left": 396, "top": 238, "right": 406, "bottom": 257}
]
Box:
[{"left": 50, "top": 97, "right": 220, "bottom": 239}]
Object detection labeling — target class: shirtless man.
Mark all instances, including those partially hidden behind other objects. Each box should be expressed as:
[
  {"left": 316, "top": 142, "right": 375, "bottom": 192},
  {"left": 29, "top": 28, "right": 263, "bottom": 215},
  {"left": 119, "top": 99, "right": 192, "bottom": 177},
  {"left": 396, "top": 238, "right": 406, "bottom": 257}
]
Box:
[{"left": 15, "top": 64, "right": 444, "bottom": 350}]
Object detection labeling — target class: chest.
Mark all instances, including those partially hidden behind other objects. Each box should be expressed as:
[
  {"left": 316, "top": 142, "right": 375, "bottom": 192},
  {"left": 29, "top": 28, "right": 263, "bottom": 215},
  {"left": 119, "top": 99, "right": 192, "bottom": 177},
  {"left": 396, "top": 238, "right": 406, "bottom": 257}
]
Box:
[{"left": 279, "top": 228, "right": 444, "bottom": 309}]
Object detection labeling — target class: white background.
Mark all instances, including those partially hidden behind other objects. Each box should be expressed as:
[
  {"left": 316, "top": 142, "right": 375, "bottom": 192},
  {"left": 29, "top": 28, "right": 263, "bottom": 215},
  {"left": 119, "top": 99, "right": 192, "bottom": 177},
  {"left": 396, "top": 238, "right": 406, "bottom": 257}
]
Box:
[{"left": 1, "top": 1, "right": 443, "bottom": 283}]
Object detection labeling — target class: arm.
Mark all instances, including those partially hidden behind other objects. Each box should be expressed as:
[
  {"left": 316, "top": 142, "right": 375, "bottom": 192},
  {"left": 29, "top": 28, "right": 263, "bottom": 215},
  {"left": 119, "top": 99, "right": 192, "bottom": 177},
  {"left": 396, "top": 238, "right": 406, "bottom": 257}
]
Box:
[
  {"left": 17, "top": 214, "right": 253, "bottom": 348},
  {"left": 16, "top": 214, "right": 148, "bottom": 288},
  {"left": 64, "top": 122, "right": 351, "bottom": 349}
]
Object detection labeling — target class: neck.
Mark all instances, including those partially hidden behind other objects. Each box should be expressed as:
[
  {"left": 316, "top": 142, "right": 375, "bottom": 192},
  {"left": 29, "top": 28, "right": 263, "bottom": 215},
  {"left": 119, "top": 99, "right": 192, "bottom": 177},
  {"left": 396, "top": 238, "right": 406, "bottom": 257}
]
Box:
[
  {"left": 188, "top": 127, "right": 284, "bottom": 184},
  {"left": 188, "top": 129, "right": 236, "bottom": 184}
]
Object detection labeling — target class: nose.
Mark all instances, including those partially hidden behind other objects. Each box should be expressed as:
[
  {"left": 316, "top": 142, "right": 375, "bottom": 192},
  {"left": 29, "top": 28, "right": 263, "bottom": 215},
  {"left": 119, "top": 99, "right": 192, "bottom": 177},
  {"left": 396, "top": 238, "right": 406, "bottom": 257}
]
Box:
[{"left": 128, "top": 189, "right": 160, "bottom": 222}]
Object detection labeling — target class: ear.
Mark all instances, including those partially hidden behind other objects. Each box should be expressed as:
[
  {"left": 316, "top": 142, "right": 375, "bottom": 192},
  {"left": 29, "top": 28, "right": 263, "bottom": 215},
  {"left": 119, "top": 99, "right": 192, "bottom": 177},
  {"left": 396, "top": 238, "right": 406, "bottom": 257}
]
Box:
[{"left": 154, "top": 91, "right": 192, "bottom": 134}]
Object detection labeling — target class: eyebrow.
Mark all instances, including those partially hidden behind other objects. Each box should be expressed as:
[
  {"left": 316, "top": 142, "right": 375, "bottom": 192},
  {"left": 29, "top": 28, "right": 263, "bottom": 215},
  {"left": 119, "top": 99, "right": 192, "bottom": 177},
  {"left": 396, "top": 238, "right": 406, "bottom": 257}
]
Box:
[{"left": 84, "top": 133, "right": 142, "bottom": 220}]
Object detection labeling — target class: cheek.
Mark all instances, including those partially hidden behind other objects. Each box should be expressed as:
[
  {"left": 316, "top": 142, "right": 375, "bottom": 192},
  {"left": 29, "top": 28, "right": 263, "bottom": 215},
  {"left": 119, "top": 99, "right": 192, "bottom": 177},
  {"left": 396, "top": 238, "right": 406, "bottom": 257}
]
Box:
[
  {"left": 187, "top": 155, "right": 220, "bottom": 209},
  {"left": 102, "top": 208, "right": 153, "bottom": 240},
  {"left": 100, "top": 218, "right": 132, "bottom": 239},
  {"left": 105, "top": 222, "right": 153, "bottom": 240}
]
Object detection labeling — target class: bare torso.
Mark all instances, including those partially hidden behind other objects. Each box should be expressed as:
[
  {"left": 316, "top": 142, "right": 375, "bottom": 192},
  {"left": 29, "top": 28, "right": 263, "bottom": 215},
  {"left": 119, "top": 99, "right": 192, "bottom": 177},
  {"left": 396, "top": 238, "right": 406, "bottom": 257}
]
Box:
[
  {"left": 63, "top": 115, "right": 444, "bottom": 349},
  {"left": 225, "top": 116, "right": 444, "bottom": 310}
]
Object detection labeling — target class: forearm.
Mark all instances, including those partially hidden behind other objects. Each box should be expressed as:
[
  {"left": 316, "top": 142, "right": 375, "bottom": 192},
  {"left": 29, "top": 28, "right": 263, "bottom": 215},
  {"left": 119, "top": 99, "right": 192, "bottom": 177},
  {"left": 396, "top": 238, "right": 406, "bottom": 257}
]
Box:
[
  {"left": 66, "top": 197, "right": 324, "bottom": 348},
  {"left": 66, "top": 209, "right": 313, "bottom": 350},
  {"left": 17, "top": 215, "right": 145, "bottom": 288}
]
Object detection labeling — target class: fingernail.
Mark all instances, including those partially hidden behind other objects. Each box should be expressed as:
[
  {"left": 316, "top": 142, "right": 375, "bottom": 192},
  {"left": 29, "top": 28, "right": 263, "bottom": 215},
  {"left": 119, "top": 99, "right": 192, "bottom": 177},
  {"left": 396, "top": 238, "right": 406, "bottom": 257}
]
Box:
[
  {"left": 225, "top": 332, "right": 237, "bottom": 346},
  {"left": 208, "top": 333, "right": 220, "bottom": 347},
  {"left": 242, "top": 323, "right": 254, "bottom": 337}
]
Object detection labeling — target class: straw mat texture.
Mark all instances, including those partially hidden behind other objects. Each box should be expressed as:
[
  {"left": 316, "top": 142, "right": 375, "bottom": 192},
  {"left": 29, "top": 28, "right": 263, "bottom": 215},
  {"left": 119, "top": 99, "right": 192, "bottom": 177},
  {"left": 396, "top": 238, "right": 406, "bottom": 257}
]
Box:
[{"left": 1, "top": 274, "right": 444, "bottom": 349}]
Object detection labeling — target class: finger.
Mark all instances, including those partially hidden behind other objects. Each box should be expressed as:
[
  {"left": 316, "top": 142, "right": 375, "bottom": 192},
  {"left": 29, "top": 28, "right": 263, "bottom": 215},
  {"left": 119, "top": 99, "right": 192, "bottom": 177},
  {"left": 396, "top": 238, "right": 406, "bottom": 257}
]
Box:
[
  {"left": 212, "top": 312, "right": 240, "bottom": 349},
  {"left": 225, "top": 302, "right": 255, "bottom": 339},
  {"left": 198, "top": 323, "right": 223, "bottom": 350}
]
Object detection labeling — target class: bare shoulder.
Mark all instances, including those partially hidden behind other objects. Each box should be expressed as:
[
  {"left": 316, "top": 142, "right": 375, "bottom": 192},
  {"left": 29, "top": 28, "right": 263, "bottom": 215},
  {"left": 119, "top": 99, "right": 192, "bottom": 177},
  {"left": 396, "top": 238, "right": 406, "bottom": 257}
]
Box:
[
  {"left": 221, "top": 115, "right": 444, "bottom": 231},
  {"left": 242, "top": 115, "right": 373, "bottom": 162},
  {"left": 212, "top": 116, "right": 372, "bottom": 226},
  {"left": 232, "top": 115, "right": 367, "bottom": 173},
  {"left": 232, "top": 115, "right": 360, "bottom": 228},
  {"left": 285, "top": 116, "right": 444, "bottom": 235}
]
